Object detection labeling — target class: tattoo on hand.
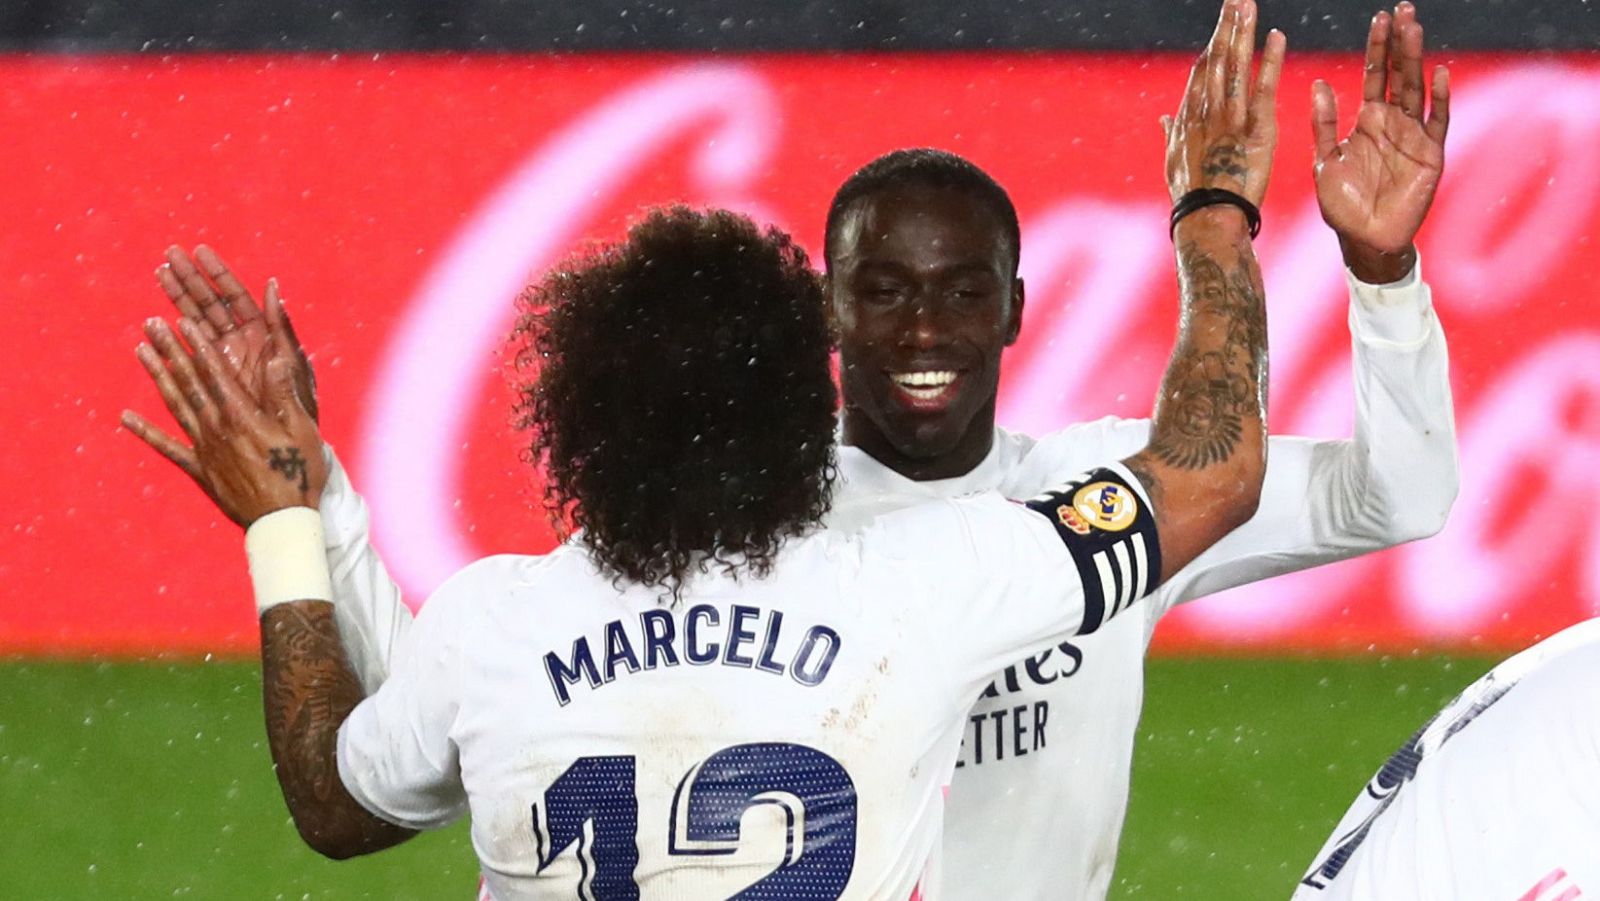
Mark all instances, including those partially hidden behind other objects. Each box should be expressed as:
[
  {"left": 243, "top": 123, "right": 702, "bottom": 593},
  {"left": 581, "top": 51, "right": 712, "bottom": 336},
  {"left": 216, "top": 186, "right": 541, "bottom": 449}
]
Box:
[
  {"left": 269, "top": 447, "right": 309, "bottom": 492},
  {"left": 1151, "top": 242, "right": 1267, "bottom": 470},
  {"left": 1201, "top": 142, "right": 1248, "bottom": 183}
]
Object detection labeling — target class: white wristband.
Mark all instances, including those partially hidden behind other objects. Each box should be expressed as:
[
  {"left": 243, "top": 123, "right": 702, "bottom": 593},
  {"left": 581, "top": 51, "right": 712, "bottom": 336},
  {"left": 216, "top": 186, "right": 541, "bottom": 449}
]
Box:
[{"left": 246, "top": 507, "right": 334, "bottom": 615}]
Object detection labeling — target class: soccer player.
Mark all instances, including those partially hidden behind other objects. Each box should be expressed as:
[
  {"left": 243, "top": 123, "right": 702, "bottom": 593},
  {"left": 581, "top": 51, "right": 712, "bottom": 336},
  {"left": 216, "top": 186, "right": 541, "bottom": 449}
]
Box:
[
  {"left": 1295, "top": 620, "right": 1600, "bottom": 900},
  {"left": 835, "top": 5, "right": 1451, "bottom": 895},
  {"left": 126, "top": 183, "right": 1268, "bottom": 896},
  {"left": 134, "top": 1, "right": 1453, "bottom": 897}
]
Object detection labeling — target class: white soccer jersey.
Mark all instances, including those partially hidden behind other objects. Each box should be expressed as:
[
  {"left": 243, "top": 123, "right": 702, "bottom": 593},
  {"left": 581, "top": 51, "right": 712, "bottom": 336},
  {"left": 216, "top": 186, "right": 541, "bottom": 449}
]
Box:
[
  {"left": 337, "top": 470, "right": 1162, "bottom": 900},
  {"left": 825, "top": 263, "right": 1457, "bottom": 899},
  {"left": 1293, "top": 619, "right": 1600, "bottom": 901},
  {"left": 320, "top": 260, "right": 1457, "bottom": 899}
]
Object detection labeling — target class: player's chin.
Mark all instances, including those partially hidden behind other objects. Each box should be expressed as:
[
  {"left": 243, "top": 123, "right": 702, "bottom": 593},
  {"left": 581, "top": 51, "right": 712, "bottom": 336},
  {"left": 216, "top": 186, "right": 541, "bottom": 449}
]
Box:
[{"left": 884, "top": 411, "right": 970, "bottom": 461}]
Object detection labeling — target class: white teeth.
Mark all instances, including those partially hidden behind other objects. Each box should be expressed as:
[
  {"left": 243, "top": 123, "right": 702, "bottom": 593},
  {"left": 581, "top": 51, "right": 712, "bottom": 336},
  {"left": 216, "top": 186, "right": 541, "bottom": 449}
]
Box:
[{"left": 891, "top": 370, "right": 958, "bottom": 388}]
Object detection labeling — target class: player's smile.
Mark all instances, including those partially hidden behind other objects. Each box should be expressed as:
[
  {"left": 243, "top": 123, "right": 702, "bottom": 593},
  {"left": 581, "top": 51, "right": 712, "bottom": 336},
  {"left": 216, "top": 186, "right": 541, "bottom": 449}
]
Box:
[{"left": 886, "top": 367, "right": 966, "bottom": 411}]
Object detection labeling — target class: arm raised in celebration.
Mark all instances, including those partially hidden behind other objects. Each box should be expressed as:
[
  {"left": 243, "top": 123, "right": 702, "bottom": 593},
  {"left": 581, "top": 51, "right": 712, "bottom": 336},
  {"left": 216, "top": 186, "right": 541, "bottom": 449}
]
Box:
[
  {"left": 1131, "top": 0, "right": 1283, "bottom": 579},
  {"left": 123, "top": 314, "right": 413, "bottom": 859}
]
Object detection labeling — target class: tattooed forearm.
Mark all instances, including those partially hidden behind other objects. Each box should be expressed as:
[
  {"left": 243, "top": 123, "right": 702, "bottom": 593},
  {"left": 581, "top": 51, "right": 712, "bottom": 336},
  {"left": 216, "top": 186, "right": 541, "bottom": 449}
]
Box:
[
  {"left": 262, "top": 604, "right": 360, "bottom": 806},
  {"left": 1123, "top": 224, "right": 1268, "bottom": 582},
  {"left": 260, "top": 602, "right": 414, "bottom": 858},
  {"left": 1149, "top": 239, "right": 1267, "bottom": 470}
]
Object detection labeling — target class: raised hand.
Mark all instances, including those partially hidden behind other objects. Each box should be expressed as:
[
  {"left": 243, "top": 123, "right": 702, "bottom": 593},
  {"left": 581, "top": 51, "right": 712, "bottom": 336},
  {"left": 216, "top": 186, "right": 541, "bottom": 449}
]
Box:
[
  {"left": 156, "top": 245, "right": 319, "bottom": 421},
  {"left": 1312, "top": 2, "right": 1450, "bottom": 281},
  {"left": 1163, "top": 0, "right": 1287, "bottom": 207},
  {"left": 121, "top": 316, "right": 327, "bottom": 527}
]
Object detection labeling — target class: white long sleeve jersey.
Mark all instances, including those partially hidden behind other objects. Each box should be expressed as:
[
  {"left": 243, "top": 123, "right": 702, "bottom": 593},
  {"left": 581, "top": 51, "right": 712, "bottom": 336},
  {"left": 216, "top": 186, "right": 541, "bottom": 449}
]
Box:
[
  {"left": 321, "top": 262, "right": 1457, "bottom": 900},
  {"left": 337, "top": 467, "right": 1164, "bottom": 900}
]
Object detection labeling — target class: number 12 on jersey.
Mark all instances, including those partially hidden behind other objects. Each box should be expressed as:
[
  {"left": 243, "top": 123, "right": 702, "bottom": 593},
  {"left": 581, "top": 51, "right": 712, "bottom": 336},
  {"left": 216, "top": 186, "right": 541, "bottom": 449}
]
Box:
[{"left": 533, "top": 741, "right": 858, "bottom": 899}]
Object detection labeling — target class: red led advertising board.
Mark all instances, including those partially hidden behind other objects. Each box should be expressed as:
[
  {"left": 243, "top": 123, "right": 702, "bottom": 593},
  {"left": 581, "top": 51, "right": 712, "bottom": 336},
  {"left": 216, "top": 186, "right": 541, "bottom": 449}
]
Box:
[{"left": 2, "top": 54, "right": 1597, "bottom": 656}]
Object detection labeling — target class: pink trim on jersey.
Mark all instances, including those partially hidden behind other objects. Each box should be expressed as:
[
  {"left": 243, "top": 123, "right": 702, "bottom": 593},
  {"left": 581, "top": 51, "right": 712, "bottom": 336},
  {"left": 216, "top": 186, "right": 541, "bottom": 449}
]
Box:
[
  {"left": 476, "top": 875, "right": 492, "bottom": 901},
  {"left": 1518, "top": 868, "right": 1583, "bottom": 901},
  {"left": 902, "top": 785, "right": 950, "bottom": 901}
]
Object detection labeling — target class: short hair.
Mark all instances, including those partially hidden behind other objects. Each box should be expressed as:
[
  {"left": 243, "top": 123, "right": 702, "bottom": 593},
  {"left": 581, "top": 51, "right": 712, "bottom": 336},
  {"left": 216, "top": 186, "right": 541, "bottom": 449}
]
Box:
[
  {"left": 823, "top": 148, "right": 1021, "bottom": 275},
  {"left": 512, "top": 206, "right": 837, "bottom": 601}
]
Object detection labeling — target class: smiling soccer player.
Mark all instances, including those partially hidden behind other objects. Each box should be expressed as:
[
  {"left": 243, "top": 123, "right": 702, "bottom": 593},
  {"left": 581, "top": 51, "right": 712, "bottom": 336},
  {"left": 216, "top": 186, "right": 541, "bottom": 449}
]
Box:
[
  {"left": 131, "top": 1, "right": 1457, "bottom": 896},
  {"left": 819, "top": 5, "right": 1455, "bottom": 896}
]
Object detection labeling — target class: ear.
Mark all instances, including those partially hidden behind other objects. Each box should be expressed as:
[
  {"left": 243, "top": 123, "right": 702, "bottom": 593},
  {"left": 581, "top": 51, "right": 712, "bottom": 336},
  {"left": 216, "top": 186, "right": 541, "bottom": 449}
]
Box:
[{"left": 1005, "top": 277, "right": 1026, "bottom": 346}]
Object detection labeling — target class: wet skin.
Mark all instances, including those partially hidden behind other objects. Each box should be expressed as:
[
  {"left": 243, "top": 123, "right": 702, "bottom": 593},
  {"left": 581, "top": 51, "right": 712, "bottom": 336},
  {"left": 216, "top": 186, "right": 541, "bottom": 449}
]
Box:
[{"left": 829, "top": 185, "right": 1025, "bottom": 480}]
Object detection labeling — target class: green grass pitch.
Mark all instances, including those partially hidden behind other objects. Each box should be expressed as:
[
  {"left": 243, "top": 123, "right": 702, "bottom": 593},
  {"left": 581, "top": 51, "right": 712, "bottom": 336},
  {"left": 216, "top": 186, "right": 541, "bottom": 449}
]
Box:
[{"left": 0, "top": 654, "right": 1495, "bottom": 899}]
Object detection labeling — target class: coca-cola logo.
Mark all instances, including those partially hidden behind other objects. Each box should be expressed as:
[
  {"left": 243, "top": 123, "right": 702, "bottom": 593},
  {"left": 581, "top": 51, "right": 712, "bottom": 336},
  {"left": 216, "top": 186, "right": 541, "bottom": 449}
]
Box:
[{"left": 355, "top": 61, "right": 1600, "bottom": 646}]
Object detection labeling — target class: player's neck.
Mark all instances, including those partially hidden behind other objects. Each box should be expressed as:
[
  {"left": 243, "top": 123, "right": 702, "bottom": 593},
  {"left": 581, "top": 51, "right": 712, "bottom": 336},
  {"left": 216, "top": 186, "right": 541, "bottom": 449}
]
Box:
[{"left": 841, "top": 406, "right": 996, "bottom": 482}]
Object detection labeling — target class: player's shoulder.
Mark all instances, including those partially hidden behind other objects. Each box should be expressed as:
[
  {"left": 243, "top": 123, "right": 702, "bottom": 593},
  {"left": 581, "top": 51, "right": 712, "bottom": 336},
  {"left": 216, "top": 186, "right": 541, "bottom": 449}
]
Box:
[
  {"left": 441, "top": 551, "right": 555, "bottom": 589},
  {"left": 1019, "top": 416, "right": 1151, "bottom": 455},
  {"left": 1407, "top": 620, "right": 1600, "bottom": 759},
  {"left": 797, "top": 494, "right": 1020, "bottom": 624},
  {"left": 1495, "top": 619, "right": 1600, "bottom": 701},
  {"left": 417, "top": 551, "right": 571, "bottom": 623},
  {"left": 848, "top": 491, "right": 1031, "bottom": 567},
  {"left": 997, "top": 418, "right": 1151, "bottom": 490},
  {"left": 1477, "top": 619, "right": 1600, "bottom": 686},
  {"left": 872, "top": 489, "right": 1008, "bottom": 525}
]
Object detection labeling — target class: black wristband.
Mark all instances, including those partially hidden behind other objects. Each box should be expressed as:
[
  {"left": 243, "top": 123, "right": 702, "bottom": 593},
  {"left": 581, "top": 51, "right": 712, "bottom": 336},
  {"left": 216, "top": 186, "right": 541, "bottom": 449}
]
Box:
[{"left": 1169, "top": 188, "right": 1261, "bottom": 240}]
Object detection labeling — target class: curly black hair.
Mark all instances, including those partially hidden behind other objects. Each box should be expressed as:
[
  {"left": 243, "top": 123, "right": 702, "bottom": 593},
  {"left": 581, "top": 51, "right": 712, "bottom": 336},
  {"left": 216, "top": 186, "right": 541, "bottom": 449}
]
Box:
[
  {"left": 512, "top": 206, "right": 838, "bottom": 601},
  {"left": 823, "top": 147, "right": 1021, "bottom": 276}
]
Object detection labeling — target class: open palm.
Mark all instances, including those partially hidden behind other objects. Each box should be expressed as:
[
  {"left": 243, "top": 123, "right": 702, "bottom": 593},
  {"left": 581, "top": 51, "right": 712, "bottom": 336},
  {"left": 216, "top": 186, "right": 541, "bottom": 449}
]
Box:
[
  {"left": 1312, "top": 4, "right": 1449, "bottom": 256},
  {"left": 1316, "top": 101, "right": 1443, "bottom": 253}
]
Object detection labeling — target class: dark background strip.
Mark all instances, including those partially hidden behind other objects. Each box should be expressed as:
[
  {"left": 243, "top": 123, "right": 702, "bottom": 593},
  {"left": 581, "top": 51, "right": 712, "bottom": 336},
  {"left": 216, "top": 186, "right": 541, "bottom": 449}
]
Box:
[{"left": 3, "top": 0, "right": 1597, "bottom": 53}]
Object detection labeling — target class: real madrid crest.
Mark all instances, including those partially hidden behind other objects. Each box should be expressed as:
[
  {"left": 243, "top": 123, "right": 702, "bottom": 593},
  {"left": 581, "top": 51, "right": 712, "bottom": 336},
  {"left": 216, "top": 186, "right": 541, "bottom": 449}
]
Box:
[{"left": 1071, "top": 481, "right": 1138, "bottom": 532}]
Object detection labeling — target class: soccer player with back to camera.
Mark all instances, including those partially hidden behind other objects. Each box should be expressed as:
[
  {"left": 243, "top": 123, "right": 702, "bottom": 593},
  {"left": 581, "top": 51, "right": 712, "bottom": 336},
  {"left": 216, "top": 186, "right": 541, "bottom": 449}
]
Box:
[
  {"left": 127, "top": 0, "right": 1455, "bottom": 897},
  {"left": 123, "top": 11, "right": 1278, "bottom": 889},
  {"left": 125, "top": 196, "right": 1267, "bottom": 897}
]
